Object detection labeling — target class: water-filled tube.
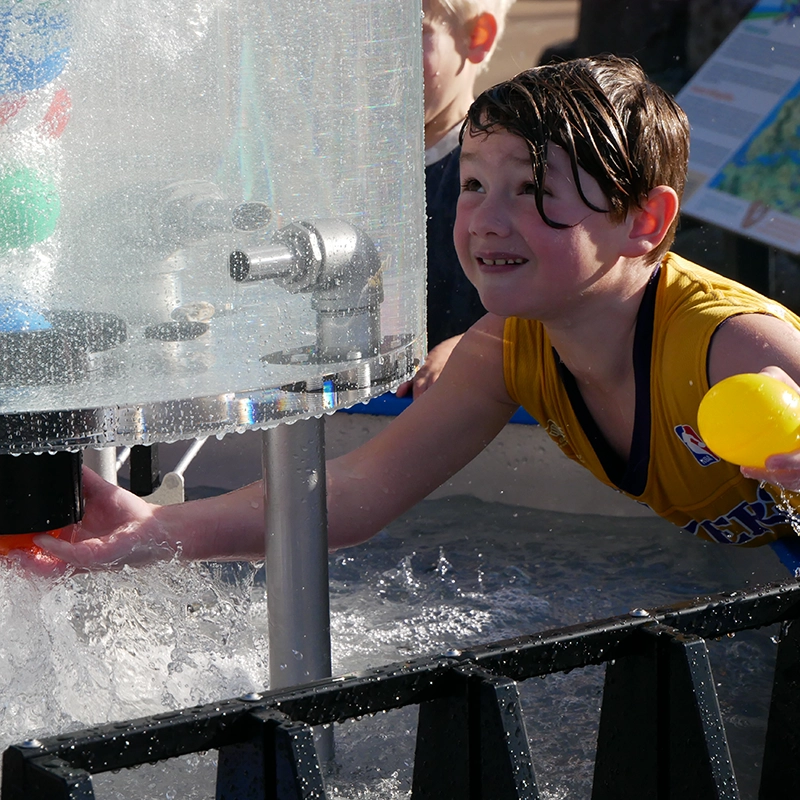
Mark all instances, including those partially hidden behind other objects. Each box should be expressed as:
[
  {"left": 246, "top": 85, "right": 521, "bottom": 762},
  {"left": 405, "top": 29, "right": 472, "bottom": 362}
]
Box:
[
  {"left": 0, "top": 1, "right": 71, "bottom": 96},
  {"left": 0, "top": 166, "right": 60, "bottom": 251}
]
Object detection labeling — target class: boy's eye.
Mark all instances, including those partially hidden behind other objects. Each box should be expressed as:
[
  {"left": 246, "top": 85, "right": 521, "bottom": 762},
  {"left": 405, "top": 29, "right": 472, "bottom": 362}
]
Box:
[
  {"left": 460, "top": 178, "right": 483, "bottom": 193},
  {"left": 523, "top": 183, "right": 538, "bottom": 195}
]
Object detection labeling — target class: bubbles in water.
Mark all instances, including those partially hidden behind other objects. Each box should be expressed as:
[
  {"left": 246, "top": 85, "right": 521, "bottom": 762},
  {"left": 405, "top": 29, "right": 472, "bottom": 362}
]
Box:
[
  {"left": 77, "top": 0, "right": 219, "bottom": 67},
  {"left": 0, "top": 557, "right": 269, "bottom": 753},
  {"left": 0, "top": 496, "right": 788, "bottom": 799}
]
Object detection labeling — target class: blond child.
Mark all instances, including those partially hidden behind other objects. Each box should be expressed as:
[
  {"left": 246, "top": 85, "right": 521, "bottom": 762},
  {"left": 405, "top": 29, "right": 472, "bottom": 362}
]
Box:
[{"left": 400, "top": 0, "right": 516, "bottom": 397}]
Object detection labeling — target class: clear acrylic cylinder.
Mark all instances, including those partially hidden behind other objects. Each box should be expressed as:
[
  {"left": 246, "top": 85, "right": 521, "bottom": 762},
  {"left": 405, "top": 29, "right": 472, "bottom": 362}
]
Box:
[{"left": 0, "top": 0, "right": 425, "bottom": 453}]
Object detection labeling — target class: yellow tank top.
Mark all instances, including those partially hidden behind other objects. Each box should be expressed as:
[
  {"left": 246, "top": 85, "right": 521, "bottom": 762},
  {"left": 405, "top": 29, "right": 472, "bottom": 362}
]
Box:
[{"left": 504, "top": 252, "right": 800, "bottom": 547}]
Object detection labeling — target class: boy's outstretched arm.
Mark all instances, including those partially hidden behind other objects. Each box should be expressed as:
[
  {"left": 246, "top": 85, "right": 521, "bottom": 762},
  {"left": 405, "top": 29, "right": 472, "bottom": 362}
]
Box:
[
  {"left": 34, "top": 469, "right": 269, "bottom": 566},
  {"left": 708, "top": 312, "right": 800, "bottom": 491},
  {"left": 36, "top": 315, "right": 516, "bottom": 566},
  {"left": 327, "top": 314, "right": 516, "bottom": 549}
]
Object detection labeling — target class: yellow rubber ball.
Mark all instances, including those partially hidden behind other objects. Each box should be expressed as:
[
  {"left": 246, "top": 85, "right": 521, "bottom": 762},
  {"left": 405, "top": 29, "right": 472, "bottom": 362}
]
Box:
[{"left": 697, "top": 373, "right": 800, "bottom": 468}]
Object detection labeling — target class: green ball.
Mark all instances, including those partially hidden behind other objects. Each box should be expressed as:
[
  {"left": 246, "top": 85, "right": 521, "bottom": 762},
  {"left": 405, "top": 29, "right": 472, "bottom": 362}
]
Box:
[{"left": 0, "top": 167, "right": 61, "bottom": 251}]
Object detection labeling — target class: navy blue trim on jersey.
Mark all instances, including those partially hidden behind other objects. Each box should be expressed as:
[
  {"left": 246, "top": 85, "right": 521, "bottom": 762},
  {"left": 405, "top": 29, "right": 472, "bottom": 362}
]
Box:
[{"left": 555, "top": 267, "right": 661, "bottom": 494}]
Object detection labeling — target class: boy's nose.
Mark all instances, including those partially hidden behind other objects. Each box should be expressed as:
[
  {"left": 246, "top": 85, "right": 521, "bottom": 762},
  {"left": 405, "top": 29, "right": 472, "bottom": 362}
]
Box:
[{"left": 469, "top": 196, "right": 512, "bottom": 238}]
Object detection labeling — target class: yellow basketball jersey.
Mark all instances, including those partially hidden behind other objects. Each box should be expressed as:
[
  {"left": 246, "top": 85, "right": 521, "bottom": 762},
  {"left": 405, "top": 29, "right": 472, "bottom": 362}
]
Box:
[{"left": 504, "top": 253, "right": 800, "bottom": 547}]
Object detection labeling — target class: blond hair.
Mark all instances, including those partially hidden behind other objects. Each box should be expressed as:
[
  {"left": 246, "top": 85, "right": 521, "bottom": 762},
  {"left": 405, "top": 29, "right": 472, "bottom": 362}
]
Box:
[{"left": 426, "top": 0, "right": 516, "bottom": 63}]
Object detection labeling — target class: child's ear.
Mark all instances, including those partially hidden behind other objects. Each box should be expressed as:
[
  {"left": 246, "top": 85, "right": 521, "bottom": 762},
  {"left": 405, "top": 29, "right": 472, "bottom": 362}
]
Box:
[
  {"left": 622, "top": 186, "right": 679, "bottom": 257},
  {"left": 467, "top": 12, "right": 498, "bottom": 64}
]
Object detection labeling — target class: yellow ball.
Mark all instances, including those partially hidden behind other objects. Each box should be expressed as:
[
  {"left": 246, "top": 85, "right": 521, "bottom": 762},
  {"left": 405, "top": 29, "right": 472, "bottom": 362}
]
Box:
[{"left": 697, "top": 373, "right": 800, "bottom": 468}]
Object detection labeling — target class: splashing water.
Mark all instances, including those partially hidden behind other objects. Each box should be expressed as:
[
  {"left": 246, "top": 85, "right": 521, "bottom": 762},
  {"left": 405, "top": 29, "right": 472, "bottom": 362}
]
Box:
[
  {"left": 0, "top": 497, "right": 788, "bottom": 799},
  {"left": 0, "top": 559, "right": 270, "bottom": 741}
]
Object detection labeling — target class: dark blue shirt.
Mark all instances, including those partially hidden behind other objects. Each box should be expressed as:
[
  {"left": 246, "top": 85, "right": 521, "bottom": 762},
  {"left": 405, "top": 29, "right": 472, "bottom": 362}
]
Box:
[{"left": 425, "top": 144, "right": 486, "bottom": 348}]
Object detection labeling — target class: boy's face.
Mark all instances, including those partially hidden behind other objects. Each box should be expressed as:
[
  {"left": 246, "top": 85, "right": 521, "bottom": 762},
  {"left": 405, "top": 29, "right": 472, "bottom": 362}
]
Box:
[
  {"left": 455, "top": 127, "right": 631, "bottom": 322},
  {"left": 422, "top": 4, "right": 472, "bottom": 127}
]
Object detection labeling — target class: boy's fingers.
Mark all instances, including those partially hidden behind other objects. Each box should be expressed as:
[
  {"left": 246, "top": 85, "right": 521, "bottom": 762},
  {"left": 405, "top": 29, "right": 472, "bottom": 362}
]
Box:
[
  {"left": 33, "top": 534, "right": 104, "bottom": 566},
  {"left": 34, "top": 527, "right": 175, "bottom": 568},
  {"left": 412, "top": 373, "right": 433, "bottom": 399},
  {"left": 761, "top": 365, "right": 800, "bottom": 394},
  {"left": 742, "top": 460, "right": 800, "bottom": 492},
  {"left": 81, "top": 465, "right": 116, "bottom": 499},
  {"left": 33, "top": 530, "right": 139, "bottom": 567}
]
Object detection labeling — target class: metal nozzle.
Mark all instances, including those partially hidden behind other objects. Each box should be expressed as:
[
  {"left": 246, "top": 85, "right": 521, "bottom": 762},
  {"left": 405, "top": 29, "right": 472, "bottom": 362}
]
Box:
[{"left": 229, "top": 245, "right": 295, "bottom": 282}]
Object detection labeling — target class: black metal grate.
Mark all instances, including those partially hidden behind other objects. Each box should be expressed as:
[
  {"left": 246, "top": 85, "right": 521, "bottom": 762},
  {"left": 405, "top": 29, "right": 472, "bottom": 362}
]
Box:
[{"left": 3, "top": 579, "right": 800, "bottom": 799}]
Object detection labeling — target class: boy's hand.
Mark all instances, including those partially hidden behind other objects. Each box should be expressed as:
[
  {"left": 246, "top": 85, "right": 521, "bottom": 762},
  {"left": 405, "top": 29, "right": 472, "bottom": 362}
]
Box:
[
  {"left": 396, "top": 335, "right": 463, "bottom": 399},
  {"left": 32, "top": 467, "right": 176, "bottom": 568},
  {"left": 740, "top": 366, "right": 800, "bottom": 491}
]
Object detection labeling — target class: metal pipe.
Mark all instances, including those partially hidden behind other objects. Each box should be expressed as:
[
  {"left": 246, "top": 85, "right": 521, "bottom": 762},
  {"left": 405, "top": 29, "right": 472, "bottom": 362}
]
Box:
[
  {"left": 115, "top": 447, "right": 131, "bottom": 472},
  {"left": 251, "top": 218, "right": 383, "bottom": 767},
  {"left": 262, "top": 417, "right": 333, "bottom": 762},
  {"left": 229, "top": 245, "right": 294, "bottom": 282},
  {"left": 173, "top": 437, "right": 207, "bottom": 478},
  {"left": 83, "top": 447, "right": 118, "bottom": 486}
]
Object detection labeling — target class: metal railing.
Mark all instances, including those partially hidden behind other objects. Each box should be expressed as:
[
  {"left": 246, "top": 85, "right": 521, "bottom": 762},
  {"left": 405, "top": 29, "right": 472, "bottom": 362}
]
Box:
[{"left": 3, "top": 578, "right": 800, "bottom": 800}]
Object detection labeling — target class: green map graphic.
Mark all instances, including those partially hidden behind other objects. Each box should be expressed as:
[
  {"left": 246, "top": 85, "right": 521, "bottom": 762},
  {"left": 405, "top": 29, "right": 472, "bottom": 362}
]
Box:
[{"left": 711, "top": 88, "right": 800, "bottom": 218}]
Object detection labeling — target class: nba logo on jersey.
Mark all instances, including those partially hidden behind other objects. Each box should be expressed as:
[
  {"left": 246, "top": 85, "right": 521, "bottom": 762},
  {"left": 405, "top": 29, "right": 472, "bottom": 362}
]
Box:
[{"left": 675, "top": 424, "right": 720, "bottom": 466}]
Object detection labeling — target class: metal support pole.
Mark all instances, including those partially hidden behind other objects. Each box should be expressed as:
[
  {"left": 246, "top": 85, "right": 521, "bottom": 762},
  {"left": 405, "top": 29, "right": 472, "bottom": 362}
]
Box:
[
  {"left": 263, "top": 416, "right": 333, "bottom": 763},
  {"left": 83, "top": 447, "right": 118, "bottom": 485}
]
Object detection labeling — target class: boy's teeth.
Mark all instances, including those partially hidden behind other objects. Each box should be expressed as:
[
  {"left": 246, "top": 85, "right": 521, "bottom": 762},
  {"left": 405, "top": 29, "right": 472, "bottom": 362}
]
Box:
[{"left": 483, "top": 258, "right": 523, "bottom": 265}]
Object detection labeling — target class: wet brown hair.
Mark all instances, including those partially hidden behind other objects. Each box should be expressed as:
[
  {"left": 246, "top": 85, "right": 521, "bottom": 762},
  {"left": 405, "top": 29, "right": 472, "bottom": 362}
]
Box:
[{"left": 462, "top": 56, "right": 690, "bottom": 263}]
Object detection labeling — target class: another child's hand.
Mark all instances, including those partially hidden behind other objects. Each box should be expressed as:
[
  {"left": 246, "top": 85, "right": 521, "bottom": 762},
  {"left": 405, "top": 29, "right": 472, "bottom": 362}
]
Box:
[
  {"left": 740, "top": 366, "right": 800, "bottom": 491},
  {"left": 396, "top": 335, "right": 463, "bottom": 399},
  {"left": 32, "top": 467, "right": 176, "bottom": 569}
]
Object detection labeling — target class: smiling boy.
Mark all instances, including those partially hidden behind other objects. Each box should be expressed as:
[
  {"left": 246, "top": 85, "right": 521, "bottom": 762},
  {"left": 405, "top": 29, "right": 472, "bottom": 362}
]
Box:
[{"left": 35, "top": 57, "right": 800, "bottom": 568}]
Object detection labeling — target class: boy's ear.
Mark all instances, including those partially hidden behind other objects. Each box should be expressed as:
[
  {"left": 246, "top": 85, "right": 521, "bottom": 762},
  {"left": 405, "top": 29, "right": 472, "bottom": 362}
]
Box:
[
  {"left": 622, "top": 185, "right": 679, "bottom": 257},
  {"left": 467, "top": 12, "right": 497, "bottom": 64}
]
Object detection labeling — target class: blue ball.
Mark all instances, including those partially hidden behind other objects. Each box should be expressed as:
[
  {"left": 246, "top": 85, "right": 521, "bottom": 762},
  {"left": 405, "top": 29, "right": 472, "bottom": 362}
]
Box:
[
  {"left": 0, "top": 299, "right": 51, "bottom": 332},
  {"left": 0, "top": 2, "right": 71, "bottom": 96}
]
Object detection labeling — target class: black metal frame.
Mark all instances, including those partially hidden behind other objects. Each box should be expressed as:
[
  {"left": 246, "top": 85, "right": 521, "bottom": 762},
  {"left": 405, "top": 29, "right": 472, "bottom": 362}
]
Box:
[
  {"left": 4, "top": 579, "right": 800, "bottom": 800},
  {"left": 128, "top": 444, "right": 161, "bottom": 496}
]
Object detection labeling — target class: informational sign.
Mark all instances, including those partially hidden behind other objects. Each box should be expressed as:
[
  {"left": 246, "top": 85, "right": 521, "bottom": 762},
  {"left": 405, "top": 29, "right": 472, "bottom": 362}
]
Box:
[{"left": 677, "top": 1, "right": 800, "bottom": 253}]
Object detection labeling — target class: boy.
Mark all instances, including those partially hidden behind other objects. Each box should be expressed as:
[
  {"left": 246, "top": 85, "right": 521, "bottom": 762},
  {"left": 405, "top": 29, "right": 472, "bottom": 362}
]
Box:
[
  {"left": 35, "top": 57, "right": 800, "bottom": 568},
  {"left": 400, "top": 0, "right": 515, "bottom": 397}
]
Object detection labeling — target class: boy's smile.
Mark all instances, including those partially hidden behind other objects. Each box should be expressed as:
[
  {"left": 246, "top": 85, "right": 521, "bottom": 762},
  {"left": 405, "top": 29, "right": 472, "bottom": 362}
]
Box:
[{"left": 454, "top": 127, "right": 631, "bottom": 323}]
